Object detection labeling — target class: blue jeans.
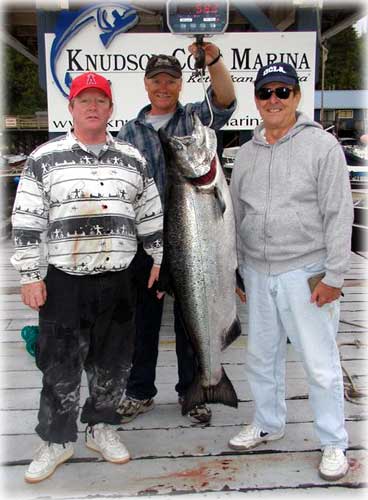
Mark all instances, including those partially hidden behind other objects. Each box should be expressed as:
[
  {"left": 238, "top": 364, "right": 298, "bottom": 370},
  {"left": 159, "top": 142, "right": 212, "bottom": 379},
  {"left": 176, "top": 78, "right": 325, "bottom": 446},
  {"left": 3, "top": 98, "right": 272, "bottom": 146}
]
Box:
[
  {"left": 241, "top": 261, "right": 348, "bottom": 449},
  {"left": 126, "top": 246, "right": 196, "bottom": 400}
]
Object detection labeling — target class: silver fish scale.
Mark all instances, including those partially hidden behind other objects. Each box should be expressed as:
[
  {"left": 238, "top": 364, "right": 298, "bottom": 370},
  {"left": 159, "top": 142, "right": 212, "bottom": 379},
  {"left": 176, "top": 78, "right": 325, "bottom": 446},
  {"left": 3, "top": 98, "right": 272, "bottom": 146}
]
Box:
[{"left": 166, "top": 156, "right": 237, "bottom": 388}]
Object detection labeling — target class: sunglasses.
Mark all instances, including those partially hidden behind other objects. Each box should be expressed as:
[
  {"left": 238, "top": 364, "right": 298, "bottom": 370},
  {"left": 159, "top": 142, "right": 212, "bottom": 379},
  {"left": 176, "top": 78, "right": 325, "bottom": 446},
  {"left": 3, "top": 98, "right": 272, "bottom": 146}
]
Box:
[{"left": 256, "top": 87, "right": 294, "bottom": 100}]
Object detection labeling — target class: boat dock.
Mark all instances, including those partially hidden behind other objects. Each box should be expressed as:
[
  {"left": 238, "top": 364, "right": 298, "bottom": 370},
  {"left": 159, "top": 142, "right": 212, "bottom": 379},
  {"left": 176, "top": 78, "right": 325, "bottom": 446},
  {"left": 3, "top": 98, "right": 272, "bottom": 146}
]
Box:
[{"left": 0, "top": 239, "right": 367, "bottom": 500}]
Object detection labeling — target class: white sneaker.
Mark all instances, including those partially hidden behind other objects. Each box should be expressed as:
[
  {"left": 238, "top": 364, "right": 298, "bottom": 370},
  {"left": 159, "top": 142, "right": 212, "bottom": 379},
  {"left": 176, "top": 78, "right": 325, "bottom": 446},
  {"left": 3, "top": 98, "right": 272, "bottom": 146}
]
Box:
[
  {"left": 319, "top": 446, "right": 349, "bottom": 481},
  {"left": 85, "top": 423, "right": 130, "bottom": 463},
  {"left": 25, "top": 441, "right": 74, "bottom": 483},
  {"left": 228, "top": 424, "right": 285, "bottom": 450}
]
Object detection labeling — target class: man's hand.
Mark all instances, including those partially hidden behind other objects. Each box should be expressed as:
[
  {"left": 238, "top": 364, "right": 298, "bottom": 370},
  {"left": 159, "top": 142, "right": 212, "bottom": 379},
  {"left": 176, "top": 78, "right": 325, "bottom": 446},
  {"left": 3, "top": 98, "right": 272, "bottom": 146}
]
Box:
[
  {"left": 188, "top": 41, "right": 235, "bottom": 109},
  {"left": 148, "top": 264, "right": 165, "bottom": 300},
  {"left": 21, "top": 281, "right": 47, "bottom": 311},
  {"left": 310, "top": 281, "right": 341, "bottom": 307},
  {"left": 148, "top": 264, "right": 160, "bottom": 289},
  {"left": 188, "top": 41, "right": 220, "bottom": 67}
]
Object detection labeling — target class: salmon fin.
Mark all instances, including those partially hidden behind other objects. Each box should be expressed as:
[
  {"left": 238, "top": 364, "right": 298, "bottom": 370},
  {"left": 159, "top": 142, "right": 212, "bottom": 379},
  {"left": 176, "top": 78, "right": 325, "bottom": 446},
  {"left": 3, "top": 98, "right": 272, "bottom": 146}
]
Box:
[
  {"left": 156, "top": 253, "right": 173, "bottom": 295},
  {"left": 182, "top": 367, "right": 238, "bottom": 414},
  {"left": 181, "top": 374, "right": 205, "bottom": 415},
  {"left": 205, "top": 367, "right": 238, "bottom": 408},
  {"left": 221, "top": 316, "right": 242, "bottom": 351},
  {"left": 214, "top": 186, "right": 226, "bottom": 214}
]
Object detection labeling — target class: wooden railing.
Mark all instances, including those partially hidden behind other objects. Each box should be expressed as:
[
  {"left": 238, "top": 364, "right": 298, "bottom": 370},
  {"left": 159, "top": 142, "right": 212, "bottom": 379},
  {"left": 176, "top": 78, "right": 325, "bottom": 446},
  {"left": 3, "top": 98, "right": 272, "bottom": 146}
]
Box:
[{"left": 3, "top": 115, "right": 48, "bottom": 130}]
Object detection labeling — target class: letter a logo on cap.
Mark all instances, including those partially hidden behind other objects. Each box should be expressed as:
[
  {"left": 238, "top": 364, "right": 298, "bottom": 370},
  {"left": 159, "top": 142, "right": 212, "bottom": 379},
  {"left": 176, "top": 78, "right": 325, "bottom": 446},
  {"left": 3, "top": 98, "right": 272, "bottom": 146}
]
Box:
[{"left": 87, "top": 74, "right": 96, "bottom": 86}]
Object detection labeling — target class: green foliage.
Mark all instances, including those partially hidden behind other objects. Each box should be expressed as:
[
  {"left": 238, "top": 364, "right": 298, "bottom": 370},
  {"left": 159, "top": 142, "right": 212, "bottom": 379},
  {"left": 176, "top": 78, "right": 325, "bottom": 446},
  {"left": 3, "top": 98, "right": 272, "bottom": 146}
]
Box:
[
  {"left": 318, "top": 26, "right": 364, "bottom": 90},
  {"left": 3, "top": 46, "right": 47, "bottom": 115}
]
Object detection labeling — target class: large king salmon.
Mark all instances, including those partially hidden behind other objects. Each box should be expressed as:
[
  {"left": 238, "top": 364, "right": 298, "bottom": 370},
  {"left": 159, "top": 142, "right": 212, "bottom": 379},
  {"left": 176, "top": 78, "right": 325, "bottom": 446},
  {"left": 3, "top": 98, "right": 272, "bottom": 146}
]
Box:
[{"left": 159, "top": 114, "right": 241, "bottom": 415}]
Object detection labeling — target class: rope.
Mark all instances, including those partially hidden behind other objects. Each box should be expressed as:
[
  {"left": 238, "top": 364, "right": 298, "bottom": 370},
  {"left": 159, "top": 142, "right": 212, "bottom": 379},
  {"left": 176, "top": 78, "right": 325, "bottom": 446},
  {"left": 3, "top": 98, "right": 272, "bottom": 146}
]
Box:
[
  {"left": 21, "top": 325, "right": 39, "bottom": 357},
  {"left": 340, "top": 319, "right": 366, "bottom": 329},
  {"left": 196, "top": 68, "right": 214, "bottom": 128},
  {"left": 353, "top": 251, "right": 368, "bottom": 260},
  {"left": 338, "top": 339, "right": 368, "bottom": 405}
]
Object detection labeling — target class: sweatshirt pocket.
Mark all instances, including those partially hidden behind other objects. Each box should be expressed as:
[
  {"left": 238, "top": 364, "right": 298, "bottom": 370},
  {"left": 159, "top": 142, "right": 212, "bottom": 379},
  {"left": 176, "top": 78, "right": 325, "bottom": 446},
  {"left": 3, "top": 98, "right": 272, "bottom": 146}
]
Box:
[{"left": 268, "top": 209, "right": 315, "bottom": 250}]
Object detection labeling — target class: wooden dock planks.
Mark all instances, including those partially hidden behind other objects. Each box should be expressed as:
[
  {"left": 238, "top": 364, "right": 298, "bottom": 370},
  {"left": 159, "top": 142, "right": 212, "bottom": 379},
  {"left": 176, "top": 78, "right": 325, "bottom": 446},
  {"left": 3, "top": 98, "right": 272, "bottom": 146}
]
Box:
[{"left": 0, "top": 240, "right": 367, "bottom": 499}]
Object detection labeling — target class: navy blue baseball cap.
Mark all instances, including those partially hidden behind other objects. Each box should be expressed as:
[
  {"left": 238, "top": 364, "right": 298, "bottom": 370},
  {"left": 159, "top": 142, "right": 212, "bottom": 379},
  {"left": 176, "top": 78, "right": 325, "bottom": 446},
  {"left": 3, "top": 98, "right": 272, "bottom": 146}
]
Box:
[{"left": 254, "top": 63, "right": 298, "bottom": 91}]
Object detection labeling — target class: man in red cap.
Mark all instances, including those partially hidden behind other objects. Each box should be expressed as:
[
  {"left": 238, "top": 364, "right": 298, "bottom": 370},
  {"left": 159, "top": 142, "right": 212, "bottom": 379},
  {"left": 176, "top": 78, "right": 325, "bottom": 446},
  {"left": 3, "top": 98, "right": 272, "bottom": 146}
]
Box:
[{"left": 11, "top": 72, "right": 164, "bottom": 483}]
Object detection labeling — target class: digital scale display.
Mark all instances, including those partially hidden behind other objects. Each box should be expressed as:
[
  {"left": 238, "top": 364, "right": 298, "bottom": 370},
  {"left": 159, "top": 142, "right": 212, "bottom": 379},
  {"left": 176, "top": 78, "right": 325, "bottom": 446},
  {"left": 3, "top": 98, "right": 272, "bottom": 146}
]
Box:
[
  {"left": 167, "top": 0, "right": 229, "bottom": 35},
  {"left": 176, "top": 4, "right": 221, "bottom": 15}
]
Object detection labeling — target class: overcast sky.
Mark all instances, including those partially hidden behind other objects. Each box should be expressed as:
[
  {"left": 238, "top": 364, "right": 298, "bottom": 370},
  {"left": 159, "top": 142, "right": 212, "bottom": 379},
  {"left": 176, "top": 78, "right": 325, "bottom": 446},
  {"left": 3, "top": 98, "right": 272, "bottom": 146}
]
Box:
[{"left": 355, "top": 16, "right": 367, "bottom": 35}]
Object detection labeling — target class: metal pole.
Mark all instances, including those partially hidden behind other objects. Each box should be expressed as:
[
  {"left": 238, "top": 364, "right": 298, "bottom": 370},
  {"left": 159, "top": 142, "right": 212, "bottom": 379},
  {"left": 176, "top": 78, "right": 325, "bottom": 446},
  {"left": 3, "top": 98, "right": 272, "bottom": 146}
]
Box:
[{"left": 320, "top": 43, "right": 328, "bottom": 126}]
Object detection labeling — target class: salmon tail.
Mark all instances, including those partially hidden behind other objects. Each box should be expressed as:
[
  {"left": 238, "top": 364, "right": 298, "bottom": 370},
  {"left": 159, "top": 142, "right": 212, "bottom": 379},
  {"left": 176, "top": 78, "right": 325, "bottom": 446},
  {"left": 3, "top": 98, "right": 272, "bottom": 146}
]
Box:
[
  {"left": 181, "top": 367, "right": 238, "bottom": 415},
  {"left": 204, "top": 367, "right": 238, "bottom": 408},
  {"left": 221, "top": 317, "right": 242, "bottom": 351}
]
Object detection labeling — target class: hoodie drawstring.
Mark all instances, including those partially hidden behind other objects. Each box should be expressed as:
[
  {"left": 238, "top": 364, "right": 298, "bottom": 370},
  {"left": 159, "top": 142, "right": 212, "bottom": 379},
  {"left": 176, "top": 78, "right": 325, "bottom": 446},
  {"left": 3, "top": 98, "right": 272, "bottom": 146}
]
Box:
[{"left": 286, "top": 136, "right": 293, "bottom": 176}]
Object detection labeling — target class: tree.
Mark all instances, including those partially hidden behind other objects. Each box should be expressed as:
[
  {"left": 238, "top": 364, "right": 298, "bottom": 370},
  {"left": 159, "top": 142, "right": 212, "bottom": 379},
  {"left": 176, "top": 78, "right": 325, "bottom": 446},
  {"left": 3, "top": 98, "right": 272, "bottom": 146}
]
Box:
[
  {"left": 318, "top": 26, "right": 364, "bottom": 90},
  {"left": 3, "top": 46, "right": 47, "bottom": 115}
]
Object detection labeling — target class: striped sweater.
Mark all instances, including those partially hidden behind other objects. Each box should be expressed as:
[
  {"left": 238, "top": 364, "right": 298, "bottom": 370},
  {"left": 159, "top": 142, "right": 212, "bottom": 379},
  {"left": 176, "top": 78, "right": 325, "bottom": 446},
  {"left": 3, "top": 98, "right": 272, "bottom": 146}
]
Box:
[{"left": 11, "top": 131, "right": 163, "bottom": 284}]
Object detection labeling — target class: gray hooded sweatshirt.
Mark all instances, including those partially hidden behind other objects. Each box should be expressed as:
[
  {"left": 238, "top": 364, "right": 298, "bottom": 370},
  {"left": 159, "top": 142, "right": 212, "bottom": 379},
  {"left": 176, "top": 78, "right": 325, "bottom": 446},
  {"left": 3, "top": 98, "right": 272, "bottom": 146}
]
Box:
[{"left": 230, "top": 112, "right": 354, "bottom": 288}]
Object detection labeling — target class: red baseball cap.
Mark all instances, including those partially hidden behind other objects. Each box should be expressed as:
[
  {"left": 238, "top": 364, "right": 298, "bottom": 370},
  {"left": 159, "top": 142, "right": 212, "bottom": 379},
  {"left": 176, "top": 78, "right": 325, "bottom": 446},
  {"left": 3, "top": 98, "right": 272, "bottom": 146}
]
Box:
[{"left": 69, "top": 72, "right": 112, "bottom": 100}]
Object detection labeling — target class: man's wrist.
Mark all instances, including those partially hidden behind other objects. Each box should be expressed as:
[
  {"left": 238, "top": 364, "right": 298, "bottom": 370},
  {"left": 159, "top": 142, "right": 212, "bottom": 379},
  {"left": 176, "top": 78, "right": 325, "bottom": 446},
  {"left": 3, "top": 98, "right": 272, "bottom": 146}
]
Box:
[
  {"left": 20, "top": 273, "right": 42, "bottom": 285},
  {"left": 208, "top": 52, "right": 222, "bottom": 67}
]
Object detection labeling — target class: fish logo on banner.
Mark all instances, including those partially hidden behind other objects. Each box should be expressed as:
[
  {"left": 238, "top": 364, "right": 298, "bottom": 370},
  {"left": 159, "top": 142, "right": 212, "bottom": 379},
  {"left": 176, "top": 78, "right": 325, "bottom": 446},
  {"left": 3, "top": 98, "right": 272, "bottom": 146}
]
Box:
[{"left": 50, "top": 2, "right": 139, "bottom": 98}]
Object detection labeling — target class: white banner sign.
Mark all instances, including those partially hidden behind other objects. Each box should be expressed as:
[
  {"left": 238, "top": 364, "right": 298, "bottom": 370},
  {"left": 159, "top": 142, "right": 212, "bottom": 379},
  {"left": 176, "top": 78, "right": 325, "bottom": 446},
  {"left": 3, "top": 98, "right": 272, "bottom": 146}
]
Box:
[{"left": 45, "top": 31, "right": 316, "bottom": 132}]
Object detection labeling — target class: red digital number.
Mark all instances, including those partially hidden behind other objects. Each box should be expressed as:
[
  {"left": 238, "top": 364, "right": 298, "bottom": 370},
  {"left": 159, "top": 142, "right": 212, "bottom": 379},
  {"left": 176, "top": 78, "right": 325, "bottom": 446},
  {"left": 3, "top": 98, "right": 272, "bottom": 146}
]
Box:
[{"left": 196, "top": 2, "right": 219, "bottom": 15}]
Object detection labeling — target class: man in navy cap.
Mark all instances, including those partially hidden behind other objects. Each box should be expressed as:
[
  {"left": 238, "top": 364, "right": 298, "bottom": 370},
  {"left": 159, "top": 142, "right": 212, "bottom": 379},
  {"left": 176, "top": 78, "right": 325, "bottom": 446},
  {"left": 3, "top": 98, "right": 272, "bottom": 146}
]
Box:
[{"left": 229, "top": 62, "right": 353, "bottom": 481}]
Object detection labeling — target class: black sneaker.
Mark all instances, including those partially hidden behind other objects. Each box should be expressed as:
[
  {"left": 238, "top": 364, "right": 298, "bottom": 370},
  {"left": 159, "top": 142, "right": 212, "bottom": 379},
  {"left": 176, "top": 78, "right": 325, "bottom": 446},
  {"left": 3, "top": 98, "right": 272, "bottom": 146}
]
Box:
[
  {"left": 178, "top": 397, "right": 212, "bottom": 424},
  {"left": 117, "top": 397, "right": 154, "bottom": 423}
]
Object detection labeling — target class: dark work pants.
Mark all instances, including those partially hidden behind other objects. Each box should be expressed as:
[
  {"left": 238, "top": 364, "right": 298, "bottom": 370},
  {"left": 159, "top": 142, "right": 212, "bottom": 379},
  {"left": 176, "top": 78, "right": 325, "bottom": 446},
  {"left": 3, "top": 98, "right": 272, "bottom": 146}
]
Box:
[
  {"left": 125, "top": 245, "right": 196, "bottom": 400},
  {"left": 35, "top": 265, "right": 136, "bottom": 444}
]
